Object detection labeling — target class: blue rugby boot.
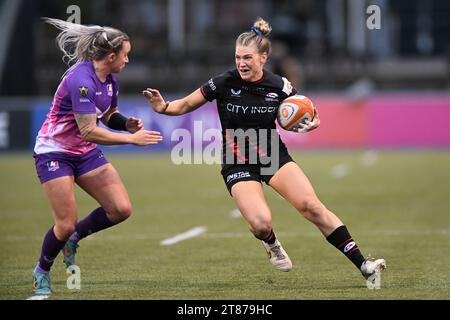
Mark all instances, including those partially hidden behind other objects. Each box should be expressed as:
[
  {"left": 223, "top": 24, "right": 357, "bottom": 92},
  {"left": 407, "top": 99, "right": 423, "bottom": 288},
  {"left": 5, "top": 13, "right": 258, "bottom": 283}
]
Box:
[
  {"left": 32, "top": 269, "right": 51, "bottom": 296},
  {"left": 63, "top": 239, "right": 79, "bottom": 268}
]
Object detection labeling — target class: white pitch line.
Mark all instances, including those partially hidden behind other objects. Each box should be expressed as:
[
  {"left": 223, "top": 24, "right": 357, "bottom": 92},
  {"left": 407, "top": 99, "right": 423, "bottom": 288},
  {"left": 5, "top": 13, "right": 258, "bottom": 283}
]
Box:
[
  {"left": 330, "top": 163, "right": 350, "bottom": 179},
  {"left": 26, "top": 295, "right": 49, "bottom": 300},
  {"left": 228, "top": 208, "right": 242, "bottom": 218},
  {"left": 361, "top": 150, "right": 379, "bottom": 167},
  {"left": 160, "top": 226, "right": 207, "bottom": 246}
]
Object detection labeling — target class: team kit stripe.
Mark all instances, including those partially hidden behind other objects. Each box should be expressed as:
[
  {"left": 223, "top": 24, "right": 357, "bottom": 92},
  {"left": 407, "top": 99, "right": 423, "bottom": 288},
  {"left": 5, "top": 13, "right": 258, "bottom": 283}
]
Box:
[
  {"left": 346, "top": 247, "right": 360, "bottom": 257},
  {"left": 337, "top": 237, "right": 353, "bottom": 249}
]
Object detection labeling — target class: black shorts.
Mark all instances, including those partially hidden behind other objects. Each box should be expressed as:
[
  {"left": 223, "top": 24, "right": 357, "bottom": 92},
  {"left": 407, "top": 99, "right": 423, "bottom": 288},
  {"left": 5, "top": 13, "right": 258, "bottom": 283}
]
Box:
[{"left": 221, "top": 152, "right": 294, "bottom": 195}]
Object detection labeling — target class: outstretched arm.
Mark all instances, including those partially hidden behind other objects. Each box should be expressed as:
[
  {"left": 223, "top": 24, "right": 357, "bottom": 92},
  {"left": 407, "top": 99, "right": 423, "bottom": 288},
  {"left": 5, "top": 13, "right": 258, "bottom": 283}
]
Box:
[
  {"left": 143, "top": 88, "right": 207, "bottom": 116},
  {"left": 75, "top": 113, "right": 162, "bottom": 146}
]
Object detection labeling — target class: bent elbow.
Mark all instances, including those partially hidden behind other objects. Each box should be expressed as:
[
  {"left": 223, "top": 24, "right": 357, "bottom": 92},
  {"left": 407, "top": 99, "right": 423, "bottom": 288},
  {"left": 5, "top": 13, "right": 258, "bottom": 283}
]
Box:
[{"left": 79, "top": 127, "right": 96, "bottom": 142}]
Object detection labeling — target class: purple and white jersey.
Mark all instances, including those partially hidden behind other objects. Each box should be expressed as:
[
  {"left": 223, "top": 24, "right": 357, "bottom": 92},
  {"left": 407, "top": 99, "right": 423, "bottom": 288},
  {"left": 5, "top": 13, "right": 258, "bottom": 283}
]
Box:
[{"left": 34, "top": 61, "right": 119, "bottom": 155}]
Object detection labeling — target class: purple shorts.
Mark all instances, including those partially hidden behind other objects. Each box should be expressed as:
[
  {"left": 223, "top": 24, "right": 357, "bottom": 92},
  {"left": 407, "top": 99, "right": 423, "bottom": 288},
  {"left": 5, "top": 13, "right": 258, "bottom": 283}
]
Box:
[{"left": 34, "top": 148, "right": 109, "bottom": 184}]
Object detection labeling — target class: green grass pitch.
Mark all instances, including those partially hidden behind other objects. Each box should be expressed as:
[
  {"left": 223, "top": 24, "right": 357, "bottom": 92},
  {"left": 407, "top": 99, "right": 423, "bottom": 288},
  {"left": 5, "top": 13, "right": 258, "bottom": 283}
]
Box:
[{"left": 1, "top": 150, "right": 449, "bottom": 299}]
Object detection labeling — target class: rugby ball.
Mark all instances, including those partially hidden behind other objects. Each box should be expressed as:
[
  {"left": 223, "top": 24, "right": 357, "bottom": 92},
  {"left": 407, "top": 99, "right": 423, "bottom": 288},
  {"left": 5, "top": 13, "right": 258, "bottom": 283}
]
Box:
[{"left": 277, "top": 95, "right": 315, "bottom": 131}]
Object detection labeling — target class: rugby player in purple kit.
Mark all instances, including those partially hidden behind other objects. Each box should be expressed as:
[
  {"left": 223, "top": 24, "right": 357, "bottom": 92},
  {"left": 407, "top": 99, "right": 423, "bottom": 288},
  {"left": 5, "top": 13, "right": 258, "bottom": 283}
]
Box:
[{"left": 31, "top": 18, "right": 162, "bottom": 296}]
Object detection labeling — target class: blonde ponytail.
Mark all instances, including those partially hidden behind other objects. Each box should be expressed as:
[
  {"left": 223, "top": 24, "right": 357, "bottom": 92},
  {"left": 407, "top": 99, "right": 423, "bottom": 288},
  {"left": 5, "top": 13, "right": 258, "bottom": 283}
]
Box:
[{"left": 43, "top": 18, "right": 129, "bottom": 66}]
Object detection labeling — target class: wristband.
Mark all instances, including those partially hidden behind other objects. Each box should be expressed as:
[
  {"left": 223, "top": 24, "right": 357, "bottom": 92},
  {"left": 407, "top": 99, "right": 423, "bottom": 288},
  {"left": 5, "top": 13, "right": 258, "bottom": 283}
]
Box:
[{"left": 108, "top": 112, "right": 128, "bottom": 131}]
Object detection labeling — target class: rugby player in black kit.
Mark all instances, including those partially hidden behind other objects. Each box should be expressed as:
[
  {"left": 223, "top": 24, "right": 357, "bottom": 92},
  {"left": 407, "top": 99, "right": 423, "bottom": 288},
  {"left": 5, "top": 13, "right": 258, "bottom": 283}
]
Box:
[{"left": 143, "top": 17, "right": 386, "bottom": 283}]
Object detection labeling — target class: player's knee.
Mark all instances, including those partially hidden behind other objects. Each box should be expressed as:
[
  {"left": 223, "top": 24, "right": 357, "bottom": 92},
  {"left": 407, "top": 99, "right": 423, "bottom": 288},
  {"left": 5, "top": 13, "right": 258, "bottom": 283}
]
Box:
[
  {"left": 300, "top": 199, "right": 326, "bottom": 221},
  {"left": 56, "top": 220, "right": 77, "bottom": 237},
  {"left": 121, "top": 204, "right": 133, "bottom": 220},
  {"left": 249, "top": 217, "right": 272, "bottom": 240},
  {"left": 111, "top": 202, "right": 133, "bottom": 221}
]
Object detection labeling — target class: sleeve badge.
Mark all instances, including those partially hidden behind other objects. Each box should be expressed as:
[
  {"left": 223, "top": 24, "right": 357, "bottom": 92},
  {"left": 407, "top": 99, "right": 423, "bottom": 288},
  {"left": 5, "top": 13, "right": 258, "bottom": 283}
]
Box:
[{"left": 79, "top": 86, "right": 89, "bottom": 97}]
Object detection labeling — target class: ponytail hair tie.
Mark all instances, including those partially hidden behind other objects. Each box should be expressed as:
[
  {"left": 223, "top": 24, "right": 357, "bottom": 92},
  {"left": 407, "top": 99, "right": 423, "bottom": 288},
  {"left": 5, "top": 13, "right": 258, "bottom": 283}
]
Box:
[{"left": 251, "top": 26, "right": 264, "bottom": 36}]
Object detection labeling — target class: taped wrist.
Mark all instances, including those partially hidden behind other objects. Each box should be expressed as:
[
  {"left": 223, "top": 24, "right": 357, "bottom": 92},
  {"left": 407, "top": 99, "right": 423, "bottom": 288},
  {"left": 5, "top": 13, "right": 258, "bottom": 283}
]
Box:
[{"left": 108, "top": 112, "right": 128, "bottom": 131}]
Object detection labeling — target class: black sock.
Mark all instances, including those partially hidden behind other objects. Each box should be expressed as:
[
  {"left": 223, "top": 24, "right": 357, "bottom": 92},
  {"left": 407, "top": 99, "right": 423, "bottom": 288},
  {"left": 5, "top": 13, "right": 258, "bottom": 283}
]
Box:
[
  {"left": 326, "top": 225, "right": 365, "bottom": 269},
  {"left": 262, "top": 229, "right": 276, "bottom": 245}
]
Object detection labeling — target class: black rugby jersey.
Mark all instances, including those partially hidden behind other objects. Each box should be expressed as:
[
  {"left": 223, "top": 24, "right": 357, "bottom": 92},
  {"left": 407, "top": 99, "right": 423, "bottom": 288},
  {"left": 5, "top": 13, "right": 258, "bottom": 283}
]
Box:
[{"left": 200, "top": 69, "right": 297, "bottom": 169}]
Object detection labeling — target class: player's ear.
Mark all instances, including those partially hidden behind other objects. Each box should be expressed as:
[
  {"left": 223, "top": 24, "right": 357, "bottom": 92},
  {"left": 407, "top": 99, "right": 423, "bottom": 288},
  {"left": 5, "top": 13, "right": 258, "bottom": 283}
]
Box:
[
  {"left": 260, "top": 52, "right": 268, "bottom": 64},
  {"left": 107, "top": 52, "right": 116, "bottom": 63}
]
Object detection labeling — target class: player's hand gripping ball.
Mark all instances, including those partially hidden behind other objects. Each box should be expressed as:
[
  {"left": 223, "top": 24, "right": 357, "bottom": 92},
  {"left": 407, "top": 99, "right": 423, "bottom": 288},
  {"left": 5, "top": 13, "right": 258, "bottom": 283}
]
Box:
[{"left": 277, "top": 95, "right": 316, "bottom": 132}]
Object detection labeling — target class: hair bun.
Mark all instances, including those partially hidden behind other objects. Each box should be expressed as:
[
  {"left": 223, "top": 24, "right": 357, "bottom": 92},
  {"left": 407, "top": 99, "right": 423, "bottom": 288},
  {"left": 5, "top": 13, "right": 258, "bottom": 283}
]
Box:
[{"left": 252, "top": 17, "right": 272, "bottom": 37}]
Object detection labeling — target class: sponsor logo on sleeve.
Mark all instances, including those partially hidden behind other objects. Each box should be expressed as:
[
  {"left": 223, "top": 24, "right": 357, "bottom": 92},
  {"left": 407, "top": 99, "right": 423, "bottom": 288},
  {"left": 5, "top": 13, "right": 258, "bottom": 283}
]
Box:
[
  {"left": 78, "top": 86, "right": 89, "bottom": 97},
  {"left": 208, "top": 79, "right": 216, "bottom": 91}
]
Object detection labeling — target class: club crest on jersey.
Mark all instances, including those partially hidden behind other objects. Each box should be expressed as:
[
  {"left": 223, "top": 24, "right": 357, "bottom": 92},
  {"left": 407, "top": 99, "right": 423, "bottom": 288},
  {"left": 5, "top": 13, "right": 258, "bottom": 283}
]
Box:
[
  {"left": 230, "top": 88, "right": 241, "bottom": 97},
  {"left": 47, "top": 160, "right": 59, "bottom": 172},
  {"left": 78, "top": 86, "right": 89, "bottom": 97},
  {"left": 107, "top": 84, "right": 113, "bottom": 97},
  {"left": 265, "top": 92, "right": 279, "bottom": 102}
]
